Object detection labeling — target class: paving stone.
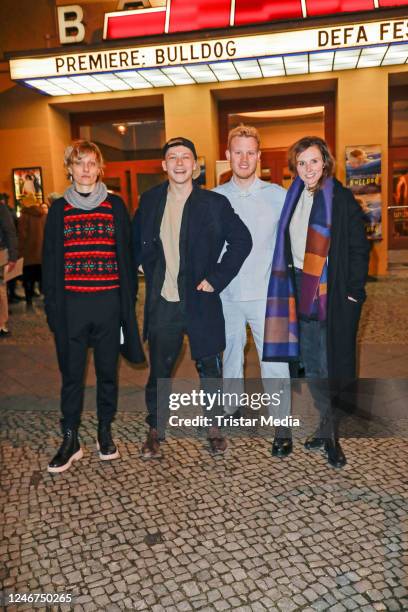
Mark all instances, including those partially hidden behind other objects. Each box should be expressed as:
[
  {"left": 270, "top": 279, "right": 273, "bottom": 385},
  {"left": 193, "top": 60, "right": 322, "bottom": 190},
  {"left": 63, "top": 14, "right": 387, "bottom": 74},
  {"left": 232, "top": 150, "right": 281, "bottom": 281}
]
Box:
[
  {"left": 181, "top": 581, "right": 200, "bottom": 598},
  {"left": 311, "top": 601, "right": 329, "bottom": 612},
  {"left": 1, "top": 290, "right": 408, "bottom": 612},
  {"left": 329, "top": 604, "right": 347, "bottom": 612},
  {"left": 277, "top": 597, "right": 297, "bottom": 611}
]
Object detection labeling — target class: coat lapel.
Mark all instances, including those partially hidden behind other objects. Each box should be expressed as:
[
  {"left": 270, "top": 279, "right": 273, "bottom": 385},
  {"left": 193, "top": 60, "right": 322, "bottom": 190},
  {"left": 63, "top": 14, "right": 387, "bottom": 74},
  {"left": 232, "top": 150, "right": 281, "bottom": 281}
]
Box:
[
  {"left": 186, "top": 185, "right": 208, "bottom": 251},
  {"left": 328, "top": 179, "right": 341, "bottom": 293},
  {"left": 152, "top": 181, "right": 169, "bottom": 238}
]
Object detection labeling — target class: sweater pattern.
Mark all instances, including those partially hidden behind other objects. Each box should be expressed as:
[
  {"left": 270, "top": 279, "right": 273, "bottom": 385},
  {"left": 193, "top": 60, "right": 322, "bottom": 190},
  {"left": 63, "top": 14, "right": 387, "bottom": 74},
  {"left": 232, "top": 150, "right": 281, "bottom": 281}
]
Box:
[{"left": 63, "top": 201, "right": 119, "bottom": 292}]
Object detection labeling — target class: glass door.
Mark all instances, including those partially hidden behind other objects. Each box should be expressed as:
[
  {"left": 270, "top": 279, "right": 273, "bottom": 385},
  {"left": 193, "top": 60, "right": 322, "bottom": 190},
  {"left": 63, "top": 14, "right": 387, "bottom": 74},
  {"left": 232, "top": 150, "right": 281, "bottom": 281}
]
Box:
[
  {"left": 389, "top": 150, "right": 408, "bottom": 249},
  {"left": 104, "top": 160, "right": 165, "bottom": 213},
  {"left": 389, "top": 88, "right": 408, "bottom": 250},
  {"left": 217, "top": 92, "right": 334, "bottom": 188},
  {"left": 71, "top": 106, "right": 166, "bottom": 212}
]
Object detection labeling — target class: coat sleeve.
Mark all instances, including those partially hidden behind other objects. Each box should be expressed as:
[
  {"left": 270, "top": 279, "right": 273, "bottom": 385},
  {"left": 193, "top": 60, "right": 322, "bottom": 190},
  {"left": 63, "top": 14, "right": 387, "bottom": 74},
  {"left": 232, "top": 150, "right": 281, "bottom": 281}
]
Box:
[
  {"left": 131, "top": 203, "right": 142, "bottom": 271},
  {"left": 0, "top": 205, "right": 18, "bottom": 262},
  {"left": 42, "top": 205, "right": 57, "bottom": 332},
  {"left": 205, "top": 195, "right": 252, "bottom": 293},
  {"left": 117, "top": 198, "right": 138, "bottom": 302},
  {"left": 346, "top": 190, "right": 370, "bottom": 302},
  {"left": 18, "top": 213, "right": 27, "bottom": 259}
]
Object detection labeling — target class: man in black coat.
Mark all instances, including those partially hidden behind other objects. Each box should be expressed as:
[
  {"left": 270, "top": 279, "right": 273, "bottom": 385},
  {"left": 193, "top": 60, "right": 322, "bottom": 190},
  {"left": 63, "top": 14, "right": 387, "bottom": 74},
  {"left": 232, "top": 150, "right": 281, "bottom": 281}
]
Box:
[
  {"left": 133, "top": 136, "right": 252, "bottom": 458},
  {"left": 43, "top": 140, "right": 145, "bottom": 474}
]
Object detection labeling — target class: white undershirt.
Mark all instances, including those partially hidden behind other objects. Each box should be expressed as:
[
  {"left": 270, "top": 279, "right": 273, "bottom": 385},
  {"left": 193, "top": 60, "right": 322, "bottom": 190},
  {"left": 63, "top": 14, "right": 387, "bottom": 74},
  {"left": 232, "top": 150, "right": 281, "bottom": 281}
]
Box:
[
  {"left": 160, "top": 189, "right": 187, "bottom": 302},
  {"left": 289, "top": 188, "right": 314, "bottom": 269}
]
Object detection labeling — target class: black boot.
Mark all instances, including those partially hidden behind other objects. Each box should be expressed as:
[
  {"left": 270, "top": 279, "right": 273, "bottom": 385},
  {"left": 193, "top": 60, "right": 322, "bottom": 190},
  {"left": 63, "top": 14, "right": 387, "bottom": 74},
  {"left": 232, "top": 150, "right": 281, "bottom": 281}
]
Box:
[
  {"left": 304, "top": 415, "right": 333, "bottom": 452},
  {"left": 97, "top": 423, "right": 120, "bottom": 460},
  {"left": 325, "top": 438, "right": 346, "bottom": 468},
  {"left": 271, "top": 437, "right": 293, "bottom": 457},
  {"left": 272, "top": 426, "right": 293, "bottom": 457},
  {"left": 304, "top": 434, "right": 326, "bottom": 451},
  {"left": 48, "top": 429, "right": 83, "bottom": 473}
]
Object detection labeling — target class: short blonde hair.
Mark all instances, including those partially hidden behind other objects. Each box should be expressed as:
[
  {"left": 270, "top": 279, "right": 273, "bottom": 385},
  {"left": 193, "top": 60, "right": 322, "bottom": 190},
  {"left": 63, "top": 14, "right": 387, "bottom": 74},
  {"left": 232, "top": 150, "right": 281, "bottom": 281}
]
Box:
[
  {"left": 64, "top": 140, "right": 104, "bottom": 180},
  {"left": 227, "top": 124, "right": 260, "bottom": 149}
]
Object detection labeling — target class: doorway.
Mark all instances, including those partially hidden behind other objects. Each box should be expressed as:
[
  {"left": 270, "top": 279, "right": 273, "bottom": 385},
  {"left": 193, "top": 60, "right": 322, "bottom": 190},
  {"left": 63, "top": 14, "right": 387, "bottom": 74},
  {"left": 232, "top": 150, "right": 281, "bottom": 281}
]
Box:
[
  {"left": 71, "top": 106, "right": 165, "bottom": 212},
  {"left": 388, "top": 87, "right": 408, "bottom": 250},
  {"left": 104, "top": 159, "right": 165, "bottom": 212},
  {"left": 218, "top": 92, "right": 334, "bottom": 187}
]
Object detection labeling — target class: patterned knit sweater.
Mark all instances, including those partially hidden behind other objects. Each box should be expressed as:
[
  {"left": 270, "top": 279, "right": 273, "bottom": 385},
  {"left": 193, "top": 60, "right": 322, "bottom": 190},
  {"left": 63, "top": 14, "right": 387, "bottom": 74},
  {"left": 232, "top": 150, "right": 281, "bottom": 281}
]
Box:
[{"left": 63, "top": 201, "right": 120, "bottom": 292}]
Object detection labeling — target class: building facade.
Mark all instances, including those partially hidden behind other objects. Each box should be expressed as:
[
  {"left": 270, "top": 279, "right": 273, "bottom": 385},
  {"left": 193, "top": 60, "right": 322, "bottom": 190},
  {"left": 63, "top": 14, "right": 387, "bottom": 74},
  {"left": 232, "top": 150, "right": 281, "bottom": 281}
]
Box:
[{"left": 1, "top": 0, "right": 408, "bottom": 274}]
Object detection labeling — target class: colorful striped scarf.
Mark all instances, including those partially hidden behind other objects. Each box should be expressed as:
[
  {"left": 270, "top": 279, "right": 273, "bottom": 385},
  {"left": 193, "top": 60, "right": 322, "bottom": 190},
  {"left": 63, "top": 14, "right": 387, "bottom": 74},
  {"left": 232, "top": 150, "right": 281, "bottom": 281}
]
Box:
[{"left": 263, "top": 176, "right": 333, "bottom": 361}]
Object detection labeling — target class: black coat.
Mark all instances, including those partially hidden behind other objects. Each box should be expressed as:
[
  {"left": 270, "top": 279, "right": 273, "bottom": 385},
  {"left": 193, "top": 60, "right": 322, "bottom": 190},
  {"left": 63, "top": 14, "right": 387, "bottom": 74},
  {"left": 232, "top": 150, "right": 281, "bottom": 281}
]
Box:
[
  {"left": 0, "top": 204, "right": 18, "bottom": 262},
  {"left": 326, "top": 180, "right": 370, "bottom": 379},
  {"left": 42, "top": 194, "right": 145, "bottom": 367},
  {"left": 287, "top": 179, "right": 369, "bottom": 380},
  {"left": 132, "top": 182, "right": 252, "bottom": 360}
]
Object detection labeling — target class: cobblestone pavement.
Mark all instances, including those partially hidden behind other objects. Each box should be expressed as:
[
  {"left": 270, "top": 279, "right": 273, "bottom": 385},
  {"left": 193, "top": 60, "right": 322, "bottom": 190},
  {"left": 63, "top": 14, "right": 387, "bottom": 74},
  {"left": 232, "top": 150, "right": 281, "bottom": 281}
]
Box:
[
  {"left": 1, "top": 276, "right": 408, "bottom": 611},
  {"left": 3, "top": 275, "right": 408, "bottom": 348}
]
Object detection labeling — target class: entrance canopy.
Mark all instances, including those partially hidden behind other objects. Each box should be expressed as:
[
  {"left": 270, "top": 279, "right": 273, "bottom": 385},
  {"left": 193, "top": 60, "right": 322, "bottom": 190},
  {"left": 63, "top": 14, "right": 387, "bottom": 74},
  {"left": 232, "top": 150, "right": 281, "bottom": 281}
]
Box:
[{"left": 9, "top": 17, "right": 408, "bottom": 96}]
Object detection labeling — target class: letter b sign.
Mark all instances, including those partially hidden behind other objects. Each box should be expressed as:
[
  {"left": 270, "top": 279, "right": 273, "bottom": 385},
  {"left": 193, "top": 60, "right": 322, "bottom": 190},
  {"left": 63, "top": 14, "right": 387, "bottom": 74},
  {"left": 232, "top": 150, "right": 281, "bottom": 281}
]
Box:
[{"left": 57, "top": 5, "right": 85, "bottom": 44}]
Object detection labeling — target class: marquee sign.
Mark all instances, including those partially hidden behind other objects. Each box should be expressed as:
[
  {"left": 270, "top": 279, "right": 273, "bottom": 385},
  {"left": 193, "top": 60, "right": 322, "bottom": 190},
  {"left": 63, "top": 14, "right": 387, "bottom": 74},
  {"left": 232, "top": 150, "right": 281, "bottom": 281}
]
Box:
[
  {"left": 103, "top": 0, "right": 408, "bottom": 40},
  {"left": 10, "top": 17, "right": 408, "bottom": 80}
]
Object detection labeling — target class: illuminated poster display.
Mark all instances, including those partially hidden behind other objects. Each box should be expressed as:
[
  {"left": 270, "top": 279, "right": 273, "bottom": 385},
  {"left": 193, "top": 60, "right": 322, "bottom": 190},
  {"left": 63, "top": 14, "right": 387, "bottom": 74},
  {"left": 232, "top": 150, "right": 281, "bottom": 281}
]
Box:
[
  {"left": 346, "top": 145, "right": 382, "bottom": 240},
  {"left": 10, "top": 18, "right": 408, "bottom": 80},
  {"left": 104, "top": 0, "right": 408, "bottom": 40}
]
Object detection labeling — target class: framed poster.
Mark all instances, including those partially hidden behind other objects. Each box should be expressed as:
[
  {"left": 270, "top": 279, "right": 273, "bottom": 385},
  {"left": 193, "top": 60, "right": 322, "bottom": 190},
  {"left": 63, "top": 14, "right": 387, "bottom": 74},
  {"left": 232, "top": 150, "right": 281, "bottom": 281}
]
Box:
[
  {"left": 345, "top": 146, "right": 382, "bottom": 240},
  {"left": 194, "top": 156, "right": 206, "bottom": 186},
  {"left": 12, "top": 167, "right": 44, "bottom": 205},
  {"left": 215, "top": 160, "right": 232, "bottom": 186}
]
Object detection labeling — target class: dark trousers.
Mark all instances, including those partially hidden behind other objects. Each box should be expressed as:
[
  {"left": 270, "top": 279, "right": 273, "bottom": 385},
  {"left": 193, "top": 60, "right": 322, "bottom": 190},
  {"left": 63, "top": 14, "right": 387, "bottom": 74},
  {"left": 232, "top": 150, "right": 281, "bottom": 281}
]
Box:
[
  {"left": 294, "top": 268, "right": 335, "bottom": 438},
  {"left": 57, "top": 291, "right": 121, "bottom": 431},
  {"left": 146, "top": 297, "right": 222, "bottom": 432},
  {"left": 23, "top": 264, "right": 42, "bottom": 303}
]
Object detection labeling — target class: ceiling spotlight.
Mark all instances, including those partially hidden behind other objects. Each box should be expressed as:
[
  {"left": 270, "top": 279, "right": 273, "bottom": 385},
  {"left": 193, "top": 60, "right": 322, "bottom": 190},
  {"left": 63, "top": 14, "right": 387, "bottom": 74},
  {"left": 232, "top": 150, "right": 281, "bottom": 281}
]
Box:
[{"left": 117, "top": 124, "right": 127, "bottom": 135}]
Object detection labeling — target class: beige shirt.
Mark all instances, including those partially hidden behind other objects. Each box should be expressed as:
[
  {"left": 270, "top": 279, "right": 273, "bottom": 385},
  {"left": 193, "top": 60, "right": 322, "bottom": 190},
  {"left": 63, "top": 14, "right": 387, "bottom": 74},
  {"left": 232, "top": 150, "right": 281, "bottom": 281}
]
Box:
[
  {"left": 289, "top": 188, "right": 314, "bottom": 269},
  {"left": 160, "top": 189, "right": 188, "bottom": 301}
]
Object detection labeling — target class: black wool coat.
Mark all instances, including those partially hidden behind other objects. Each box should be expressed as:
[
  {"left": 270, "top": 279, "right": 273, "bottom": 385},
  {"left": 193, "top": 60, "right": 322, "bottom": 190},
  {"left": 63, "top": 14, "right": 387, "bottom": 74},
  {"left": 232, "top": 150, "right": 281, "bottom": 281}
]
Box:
[
  {"left": 132, "top": 182, "right": 252, "bottom": 360},
  {"left": 287, "top": 179, "right": 370, "bottom": 380},
  {"left": 325, "top": 180, "right": 370, "bottom": 379},
  {"left": 42, "top": 194, "right": 145, "bottom": 367}
]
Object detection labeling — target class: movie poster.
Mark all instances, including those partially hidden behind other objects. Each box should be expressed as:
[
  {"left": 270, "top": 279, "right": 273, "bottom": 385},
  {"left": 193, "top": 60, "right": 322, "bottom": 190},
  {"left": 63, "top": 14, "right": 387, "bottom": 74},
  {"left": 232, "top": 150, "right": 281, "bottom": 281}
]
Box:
[
  {"left": 345, "top": 145, "right": 382, "bottom": 240},
  {"left": 12, "top": 166, "right": 44, "bottom": 205}
]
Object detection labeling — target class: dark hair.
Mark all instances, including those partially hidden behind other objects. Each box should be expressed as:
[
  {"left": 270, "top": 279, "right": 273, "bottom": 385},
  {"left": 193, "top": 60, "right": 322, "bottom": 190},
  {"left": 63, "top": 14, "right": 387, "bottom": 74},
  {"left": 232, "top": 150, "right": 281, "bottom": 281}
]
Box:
[
  {"left": 162, "top": 137, "right": 197, "bottom": 160},
  {"left": 288, "top": 136, "right": 335, "bottom": 190}
]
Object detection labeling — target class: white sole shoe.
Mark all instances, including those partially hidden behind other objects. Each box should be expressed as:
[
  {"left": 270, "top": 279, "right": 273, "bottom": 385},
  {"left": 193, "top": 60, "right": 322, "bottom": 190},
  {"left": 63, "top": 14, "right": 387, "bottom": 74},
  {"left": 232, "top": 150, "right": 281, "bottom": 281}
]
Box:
[
  {"left": 96, "top": 441, "right": 120, "bottom": 460},
  {"left": 47, "top": 448, "right": 83, "bottom": 473}
]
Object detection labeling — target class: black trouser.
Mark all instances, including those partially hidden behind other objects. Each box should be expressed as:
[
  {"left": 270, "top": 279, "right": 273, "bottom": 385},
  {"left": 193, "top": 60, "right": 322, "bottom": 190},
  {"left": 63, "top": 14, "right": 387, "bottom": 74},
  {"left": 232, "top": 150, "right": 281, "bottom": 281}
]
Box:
[
  {"left": 146, "top": 297, "right": 222, "bottom": 432},
  {"left": 294, "top": 268, "right": 336, "bottom": 439},
  {"left": 23, "top": 264, "right": 42, "bottom": 303},
  {"left": 57, "top": 291, "right": 121, "bottom": 431}
]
